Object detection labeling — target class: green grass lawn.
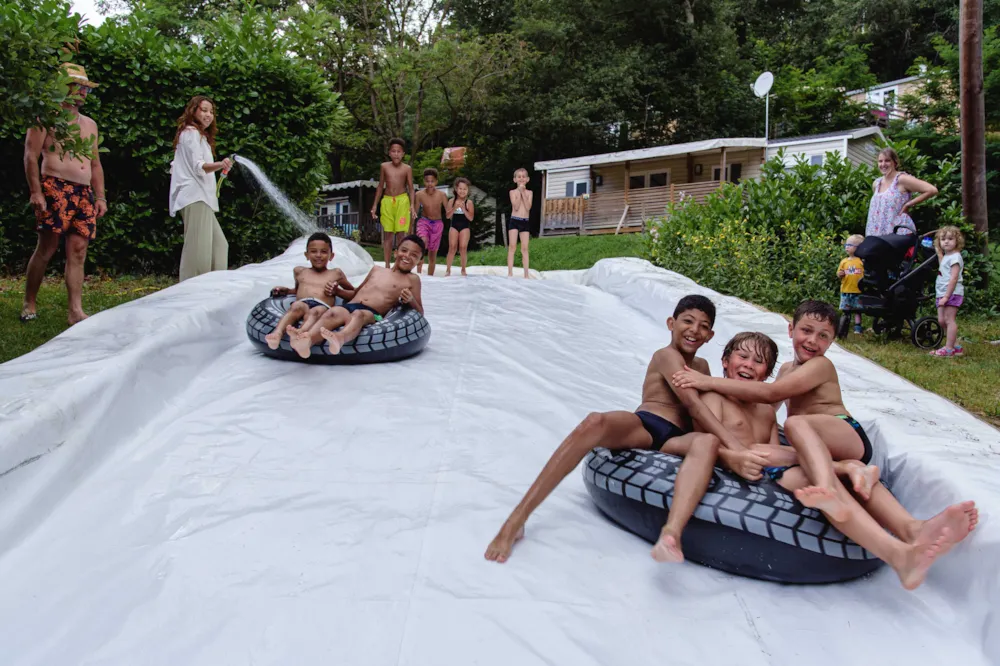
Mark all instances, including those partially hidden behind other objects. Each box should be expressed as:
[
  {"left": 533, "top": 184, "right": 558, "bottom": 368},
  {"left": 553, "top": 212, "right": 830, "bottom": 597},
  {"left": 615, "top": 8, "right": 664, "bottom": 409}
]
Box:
[
  {"left": 0, "top": 275, "right": 175, "bottom": 364},
  {"left": 838, "top": 315, "right": 1000, "bottom": 427},
  {"left": 2, "top": 236, "right": 997, "bottom": 430},
  {"left": 363, "top": 233, "right": 645, "bottom": 271}
]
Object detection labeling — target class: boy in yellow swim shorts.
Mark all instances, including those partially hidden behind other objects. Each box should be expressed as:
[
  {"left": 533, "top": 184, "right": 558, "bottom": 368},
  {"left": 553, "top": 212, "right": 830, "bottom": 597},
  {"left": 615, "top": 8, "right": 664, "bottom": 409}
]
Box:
[{"left": 370, "top": 137, "right": 417, "bottom": 268}]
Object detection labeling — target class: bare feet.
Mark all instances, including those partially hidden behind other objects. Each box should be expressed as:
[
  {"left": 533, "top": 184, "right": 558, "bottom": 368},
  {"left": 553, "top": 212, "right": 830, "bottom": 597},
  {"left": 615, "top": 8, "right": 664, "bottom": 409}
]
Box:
[
  {"left": 845, "top": 462, "right": 880, "bottom": 500},
  {"left": 651, "top": 530, "right": 684, "bottom": 563},
  {"left": 895, "top": 526, "right": 950, "bottom": 590},
  {"left": 794, "top": 485, "right": 850, "bottom": 522},
  {"left": 911, "top": 502, "right": 978, "bottom": 554},
  {"left": 67, "top": 311, "right": 89, "bottom": 326},
  {"left": 288, "top": 325, "right": 313, "bottom": 359},
  {"left": 265, "top": 329, "right": 284, "bottom": 350},
  {"left": 319, "top": 326, "right": 342, "bottom": 355},
  {"left": 484, "top": 523, "right": 525, "bottom": 563},
  {"left": 461, "top": 269, "right": 468, "bottom": 277},
  {"left": 445, "top": 270, "right": 451, "bottom": 277}
]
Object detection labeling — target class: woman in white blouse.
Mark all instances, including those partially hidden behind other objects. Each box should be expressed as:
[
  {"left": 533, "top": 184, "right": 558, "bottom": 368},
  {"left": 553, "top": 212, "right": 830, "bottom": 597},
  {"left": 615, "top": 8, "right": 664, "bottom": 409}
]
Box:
[{"left": 169, "top": 96, "right": 232, "bottom": 281}]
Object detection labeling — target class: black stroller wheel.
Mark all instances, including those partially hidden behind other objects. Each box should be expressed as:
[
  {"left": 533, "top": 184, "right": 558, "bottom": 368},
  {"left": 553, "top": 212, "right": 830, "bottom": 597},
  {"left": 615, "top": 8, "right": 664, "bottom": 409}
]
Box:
[
  {"left": 837, "top": 314, "right": 851, "bottom": 339},
  {"left": 912, "top": 316, "right": 943, "bottom": 349}
]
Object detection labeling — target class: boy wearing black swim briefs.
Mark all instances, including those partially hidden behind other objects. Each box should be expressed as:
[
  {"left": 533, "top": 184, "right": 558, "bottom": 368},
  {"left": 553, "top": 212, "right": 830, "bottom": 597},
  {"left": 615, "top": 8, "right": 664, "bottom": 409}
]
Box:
[
  {"left": 673, "top": 300, "right": 979, "bottom": 589},
  {"left": 485, "top": 295, "right": 772, "bottom": 565}
]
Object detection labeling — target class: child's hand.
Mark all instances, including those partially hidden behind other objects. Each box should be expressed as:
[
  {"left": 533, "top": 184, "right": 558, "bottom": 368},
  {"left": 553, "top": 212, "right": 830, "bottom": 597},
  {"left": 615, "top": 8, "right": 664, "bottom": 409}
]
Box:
[
  {"left": 370, "top": 207, "right": 378, "bottom": 219},
  {"left": 271, "top": 286, "right": 290, "bottom": 297},
  {"left": 398, "top": 288, "right": 413, "bottom": 305},
  {"left": 671, "top": 366, "right": 710, "bottom": 391},
  {"left": 324, "top": 281, "right": 338, "bottom": 297},
  {"left": 837, "top": 269, "right": 846, "bottom": 278}
]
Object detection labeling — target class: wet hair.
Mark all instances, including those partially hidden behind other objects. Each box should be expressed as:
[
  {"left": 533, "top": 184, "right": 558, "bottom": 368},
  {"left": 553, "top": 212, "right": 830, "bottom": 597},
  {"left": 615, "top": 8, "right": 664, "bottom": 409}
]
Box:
[
  {"left": 792, "top": 299, "right": 838, "bottom": 328},
  {"left": 423, "top": 167, "right": 439, "bottom": 180},
  {"left": 453, "top": 177, "right": 471, "bottom": 192},
  {"left": 877, "top": 147, "right": 901, "bottom": 170},
  {"left": 388, "top": 137, "right": 406, "bottom": 151},
  {"left": 722, "top": 332, "right": 779, "bottom": 378},
  {"left": 307, "top": 231, "right": 332, "bottom": 250},
  {"left": 400, "top": 233, "right": 426, "bottom": 257},
  {"left": 673, "top": 294, "right": 716, "bottom": 327},
  {"left": 846, "top": 233, "right": 864, "bottom": 246},
  {"left": 513, "top": 167, "right": 528, "bottom": 177},
  {"left": 934, "top": 225, "right": 966, "bottom": 253},
  {"left": 173, "top": 95, "right": 217, "bottom": 154}
]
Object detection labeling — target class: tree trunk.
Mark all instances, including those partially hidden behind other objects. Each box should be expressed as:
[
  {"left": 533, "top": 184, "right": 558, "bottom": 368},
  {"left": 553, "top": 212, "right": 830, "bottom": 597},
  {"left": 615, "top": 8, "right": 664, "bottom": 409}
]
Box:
[{"left": 960, "top": 0, "right": 988, "bottom": 253}]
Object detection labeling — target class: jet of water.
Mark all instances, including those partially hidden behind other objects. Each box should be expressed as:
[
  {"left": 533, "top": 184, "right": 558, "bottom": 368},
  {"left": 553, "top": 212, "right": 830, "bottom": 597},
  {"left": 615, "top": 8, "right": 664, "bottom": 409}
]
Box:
[{"left": 235, "top": 156, "right": 317, "bottom": 235}]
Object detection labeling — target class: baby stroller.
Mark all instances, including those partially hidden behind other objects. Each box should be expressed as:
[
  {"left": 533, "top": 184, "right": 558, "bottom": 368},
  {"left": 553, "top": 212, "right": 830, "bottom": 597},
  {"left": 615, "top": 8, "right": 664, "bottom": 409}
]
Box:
[{"left": 836, "top": 225, "right": 943, "bottom": 349}]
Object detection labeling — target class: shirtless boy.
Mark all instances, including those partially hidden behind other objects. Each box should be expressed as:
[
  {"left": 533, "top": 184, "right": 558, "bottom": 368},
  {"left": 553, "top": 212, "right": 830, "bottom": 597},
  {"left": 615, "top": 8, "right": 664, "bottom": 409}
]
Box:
[
  {"left": 22, "top": 63, "right": 108, "bottom": 325},
  {"left": 265, "top": 232, "right": 355, "bottom": 350},
  {"left": 414, "top": 168, "right": 449, "bottom": 275},
  {"left": 673, "top": 300, "right": 978, "bottom": 589},
  {"left": 287, "top": 235, "right": 426, "bottom": 358},
  {"left": 507, "top": 168, "right": 532, "bottom": 278},
  {"left": 371, "top": 138, "right": 416, "bottom": 269},
  {"left": 484, "top": 295, "right": 772, "bottom": 565}
]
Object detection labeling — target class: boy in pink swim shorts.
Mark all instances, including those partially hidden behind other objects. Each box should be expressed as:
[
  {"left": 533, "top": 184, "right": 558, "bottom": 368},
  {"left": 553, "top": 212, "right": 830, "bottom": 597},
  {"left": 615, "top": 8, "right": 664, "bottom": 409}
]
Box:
[{"left": 413, "top": 167, "right": 449, "bottom": 275}]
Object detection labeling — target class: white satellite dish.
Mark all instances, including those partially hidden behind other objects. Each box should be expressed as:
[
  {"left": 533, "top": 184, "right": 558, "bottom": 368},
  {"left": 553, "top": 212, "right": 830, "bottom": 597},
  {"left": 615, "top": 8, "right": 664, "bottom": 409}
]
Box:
[
  {"left": 753, "top": 71, "right": 774, "bottom": 98},
  {"left": 752, "top": 72, "right": 774, "bottom": 142}
]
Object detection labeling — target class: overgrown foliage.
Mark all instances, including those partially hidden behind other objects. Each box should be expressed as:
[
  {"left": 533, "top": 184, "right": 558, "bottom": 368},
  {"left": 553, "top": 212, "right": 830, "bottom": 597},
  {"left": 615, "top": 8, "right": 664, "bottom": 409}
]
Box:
[
  {"left": 0, "top": 7, "right": 348, "bottom": 273},
  {"left": 645, "top": 147, "right": 999, "bottom": 314}
]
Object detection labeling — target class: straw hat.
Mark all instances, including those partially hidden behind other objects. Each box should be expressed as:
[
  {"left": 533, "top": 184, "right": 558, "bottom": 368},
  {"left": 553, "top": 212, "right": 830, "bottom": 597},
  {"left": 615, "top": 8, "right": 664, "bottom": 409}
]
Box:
[{"left": 61, "top": 62, "right": 99, "bottom": 88}]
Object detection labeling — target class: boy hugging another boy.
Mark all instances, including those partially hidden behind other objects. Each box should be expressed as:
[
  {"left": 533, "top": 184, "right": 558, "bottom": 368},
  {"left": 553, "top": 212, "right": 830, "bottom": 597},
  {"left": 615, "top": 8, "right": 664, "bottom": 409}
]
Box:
[
  {"left": 486, "top": 295, "right": 779, "bottom": 565},
  {"left": 371, "top": 138, "right": 417, "bottom": 269},
  {"left": 266, "top": 232, "right": 355, "bottom": 350},
  {"left": 414, "top": 167, "right": 449, "bottom": 275},
  {"left": 286, "top": 234, "right": 427, "bottom": 359},
  {"left": 673, "top": 299, "right": 978, "bottom": 589}
]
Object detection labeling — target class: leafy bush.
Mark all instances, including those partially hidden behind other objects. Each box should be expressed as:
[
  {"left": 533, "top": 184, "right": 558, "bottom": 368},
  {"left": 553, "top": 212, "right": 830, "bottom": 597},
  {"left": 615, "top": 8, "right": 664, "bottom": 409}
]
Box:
[
  {"left": 643, "top": 145, "right": 989, "bottom": 314},
  {"left": 0, "top": 7, "right": 348, "bottom": 274}
]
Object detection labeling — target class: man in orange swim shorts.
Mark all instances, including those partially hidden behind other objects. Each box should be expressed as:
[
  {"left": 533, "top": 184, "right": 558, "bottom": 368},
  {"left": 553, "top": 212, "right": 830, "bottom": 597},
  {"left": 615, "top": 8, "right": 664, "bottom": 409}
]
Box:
[{"left": 22, "top": 63, "right": 108, "bottom": 326}]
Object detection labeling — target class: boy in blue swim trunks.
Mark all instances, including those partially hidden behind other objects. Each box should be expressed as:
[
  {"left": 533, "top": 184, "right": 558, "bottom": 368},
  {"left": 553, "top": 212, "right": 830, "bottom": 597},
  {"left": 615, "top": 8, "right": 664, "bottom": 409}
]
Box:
[
  {"left": 288, "top": 235, "right": 426, "bottom": 358},
  {"left": 485, "top": 295, "right": 773, "bottom": 565},
  {"left": 673, "top": 300, "right": 978, "bottom": 589},
  {"left": 266, "top": 232, "right": 355, "bottom": 350}
]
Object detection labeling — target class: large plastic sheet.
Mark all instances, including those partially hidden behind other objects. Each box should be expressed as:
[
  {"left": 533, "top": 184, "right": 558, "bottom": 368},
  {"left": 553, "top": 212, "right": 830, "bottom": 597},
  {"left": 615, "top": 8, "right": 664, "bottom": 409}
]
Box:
[{"left": 1, "top": 238, "right": 997, "bottom": 665}]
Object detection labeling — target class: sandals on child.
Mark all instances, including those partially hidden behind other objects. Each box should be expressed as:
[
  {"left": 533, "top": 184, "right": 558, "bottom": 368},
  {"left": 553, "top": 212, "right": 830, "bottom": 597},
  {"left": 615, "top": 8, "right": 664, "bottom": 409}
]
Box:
[{"left": 929, "top": 347, "right": 958, "bottom": 357}]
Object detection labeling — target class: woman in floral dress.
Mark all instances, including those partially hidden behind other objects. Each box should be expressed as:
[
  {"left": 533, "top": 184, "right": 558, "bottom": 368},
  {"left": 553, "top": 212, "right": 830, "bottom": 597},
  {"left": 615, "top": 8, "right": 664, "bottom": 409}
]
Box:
[{"left": 866, "top": 147, "right": 938, "bottom": 237}]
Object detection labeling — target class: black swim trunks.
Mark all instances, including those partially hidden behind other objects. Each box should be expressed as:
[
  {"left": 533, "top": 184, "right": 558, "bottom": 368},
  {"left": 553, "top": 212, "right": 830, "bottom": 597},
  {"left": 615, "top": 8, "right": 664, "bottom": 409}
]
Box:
[
  {"left": 837, "top": 414, "right": 874, "bottom": 464},
  {"left": 635, "top": 411, "right": 687, "bottom": 451},
  {"left": 343, "top": 302, "right": 383, "bottom": 322},
  {"left": 508, "top": 216, "right": 530, "bottom": 234}
]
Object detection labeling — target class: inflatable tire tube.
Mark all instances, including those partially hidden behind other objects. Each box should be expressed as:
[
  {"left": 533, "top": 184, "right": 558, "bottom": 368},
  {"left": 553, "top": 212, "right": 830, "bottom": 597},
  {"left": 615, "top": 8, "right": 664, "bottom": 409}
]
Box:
[
  {"left": 246, "top": 296, "right": 431, "bottom": 364},
  {"left": 583, "top": 447, "right": 885, "bottom": 584}
]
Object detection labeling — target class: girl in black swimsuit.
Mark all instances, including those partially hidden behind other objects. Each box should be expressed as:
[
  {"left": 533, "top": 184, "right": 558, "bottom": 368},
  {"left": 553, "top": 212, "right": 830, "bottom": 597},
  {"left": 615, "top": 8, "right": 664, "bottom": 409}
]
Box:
[{"left": 446, "top": 177, "right": 475, "bottom": 277}]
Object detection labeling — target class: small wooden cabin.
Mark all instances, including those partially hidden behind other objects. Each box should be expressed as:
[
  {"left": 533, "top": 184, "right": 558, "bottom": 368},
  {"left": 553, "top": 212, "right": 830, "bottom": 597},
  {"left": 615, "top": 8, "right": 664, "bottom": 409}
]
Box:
[{"left": 533, "top": 128, "right": 884, "bottom": 236}]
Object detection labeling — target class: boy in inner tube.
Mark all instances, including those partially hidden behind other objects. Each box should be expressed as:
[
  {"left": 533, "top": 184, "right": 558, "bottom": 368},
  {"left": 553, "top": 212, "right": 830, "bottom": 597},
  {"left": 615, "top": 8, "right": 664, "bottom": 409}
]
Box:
[
  {"left": 673, "top": 301, "right": 978, "bottom": 590},
  {"left": 287, "top": 234, "right": 426, "bottom": 359},
  {"left": 486, "top": 295, "right": 775, "bottom": 565}
]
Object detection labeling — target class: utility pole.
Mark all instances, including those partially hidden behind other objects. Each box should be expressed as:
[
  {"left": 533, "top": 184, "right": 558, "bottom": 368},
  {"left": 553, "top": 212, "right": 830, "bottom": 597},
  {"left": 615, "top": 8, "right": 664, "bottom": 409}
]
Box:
[{"left": 960, "top": 0, "right": 988, "bottom": 252}]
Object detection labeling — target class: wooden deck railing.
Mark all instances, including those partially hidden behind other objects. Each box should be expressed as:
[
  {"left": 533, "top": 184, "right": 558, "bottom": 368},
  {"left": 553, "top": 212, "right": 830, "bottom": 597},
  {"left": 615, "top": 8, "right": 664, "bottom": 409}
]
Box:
[
  {"left": 670, "top": 181, "right": 724, "bottom": 205},
  {"left": 317, "top": 212, "right": 382, "bottom": 245},
  {"left": 542, "top": 197, "right": 587, "bottom": 234}
]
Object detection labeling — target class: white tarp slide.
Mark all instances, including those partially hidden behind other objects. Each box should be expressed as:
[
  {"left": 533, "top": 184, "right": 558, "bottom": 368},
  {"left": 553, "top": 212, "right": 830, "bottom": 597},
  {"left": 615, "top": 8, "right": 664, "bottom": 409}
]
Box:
[{"left": 1, "top": 238, "right": 997, "bottom": 666}]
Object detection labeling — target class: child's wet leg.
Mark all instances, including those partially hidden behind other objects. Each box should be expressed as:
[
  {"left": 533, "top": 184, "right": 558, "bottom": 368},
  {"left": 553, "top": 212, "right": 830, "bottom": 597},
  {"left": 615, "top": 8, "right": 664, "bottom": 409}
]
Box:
[
  {"left": 459, "top": 229, "right": 470, "bottom": 276},
  {"left": 266, "top": 301, "right": 308, "bottom": 349},
  {"left": 653, "top": 433, "right": 721, "bottom": 563},
  {"left": 520, "top": 232, "right": 530, "bottom": 278}
]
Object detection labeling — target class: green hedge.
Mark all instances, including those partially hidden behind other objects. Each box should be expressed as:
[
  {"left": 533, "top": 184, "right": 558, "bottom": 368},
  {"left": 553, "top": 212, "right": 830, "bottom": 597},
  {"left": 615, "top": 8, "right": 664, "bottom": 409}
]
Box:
[
  {"left": 0, "top": 9, "right": 348, "bottom": 274},
  {"left": 645, "top": 146, "right": 1000, "bottom": 315}
]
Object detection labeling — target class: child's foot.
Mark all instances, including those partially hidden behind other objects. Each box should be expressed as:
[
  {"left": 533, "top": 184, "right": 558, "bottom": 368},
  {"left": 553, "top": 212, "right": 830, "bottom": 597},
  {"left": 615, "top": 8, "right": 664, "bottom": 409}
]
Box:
[
  {"left": 461, "top": 269, "right": 468, "bottom": 277},
  {"left": 265, "top": 329, "right": 284, "bottom": 350},
  {"left": 288, "top": 326, "right": 313, "bottom": 359},
  {"left": 854, "top": 325, "right": 863, "bottom": 335},
  {"left": 524, "top": 271, "right": 530, "bottom": 279},
  {"left": 895, "top": 527, "right": 950, "bottom": 590},
  {"left": 794, "top": 485, "right": 850, "bottom": 522},
  {"left": 651, "top": 530, "right": 684, "bottom": 563},
  {"left": 929, "top": 347, "right": 957, "bottom": 357},
  {"left": 485, "top": 522, "right": 525, "bottom": 563},
  {"left": 845, "top": 462, "right": 880, "bottom": 500},
  {"left": 67, "top": 310, "right": 89, "bottom": 326},
  {"left": 445, "top": 270, "right": 451, "bottom": 277},
  {"left": 911, "top": 501, "right": 978, "bottom": 554},
  {"left": 319, "top": 326, "right": 342, "bottom": 355}
]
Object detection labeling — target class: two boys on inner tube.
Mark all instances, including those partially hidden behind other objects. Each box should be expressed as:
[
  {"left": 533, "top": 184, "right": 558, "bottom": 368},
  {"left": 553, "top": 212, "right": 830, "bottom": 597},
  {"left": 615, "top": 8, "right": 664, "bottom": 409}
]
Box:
[
  {"left": 485, "top": 296, "right": 978, "bottom": 590},
  {"left": 265, "top": 232, "right": 425, "bottom": 359}
]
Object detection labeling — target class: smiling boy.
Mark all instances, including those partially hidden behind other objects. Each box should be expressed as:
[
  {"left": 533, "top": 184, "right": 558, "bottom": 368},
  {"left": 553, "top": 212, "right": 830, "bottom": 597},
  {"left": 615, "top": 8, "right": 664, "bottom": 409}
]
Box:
[
  {"left": 371, "top": 138, "right": 416, "bottom": 268},
  {"left": 286, "top": 235, "right": 426, "bottom": 358},
  {"left": 484, "top": 295, "right": 770, "bottom": 564},
  {"left": 673, "top": 300, "right": 978, "bottom": 589}
]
